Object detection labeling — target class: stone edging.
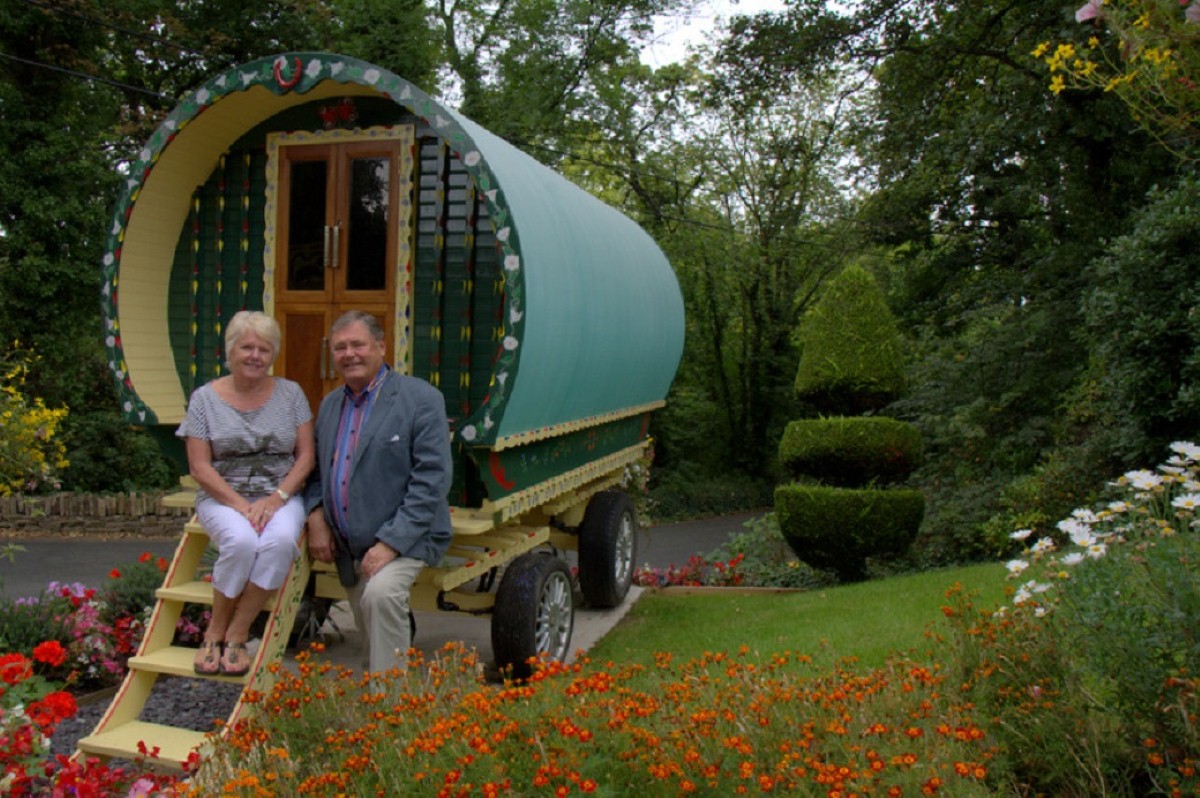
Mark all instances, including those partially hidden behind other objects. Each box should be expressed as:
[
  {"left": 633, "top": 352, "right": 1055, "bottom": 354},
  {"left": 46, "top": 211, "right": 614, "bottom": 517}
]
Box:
[
  {"left": 0, "top": 492, "right": 191, "bottom": 537},
  {"left": 650, "top": 586, "right": 806, "bottom": 595}
]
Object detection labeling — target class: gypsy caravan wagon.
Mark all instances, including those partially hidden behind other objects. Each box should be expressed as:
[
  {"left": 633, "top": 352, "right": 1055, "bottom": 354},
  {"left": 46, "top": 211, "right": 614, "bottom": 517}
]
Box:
[{"left": 81, "top": 52, "right": 684, "bottom": 768}]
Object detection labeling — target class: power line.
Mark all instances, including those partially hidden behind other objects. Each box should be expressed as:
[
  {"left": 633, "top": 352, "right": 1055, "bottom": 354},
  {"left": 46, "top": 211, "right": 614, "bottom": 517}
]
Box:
[{"left": 0, "top": 51, "right": 176, "bottom": 102}]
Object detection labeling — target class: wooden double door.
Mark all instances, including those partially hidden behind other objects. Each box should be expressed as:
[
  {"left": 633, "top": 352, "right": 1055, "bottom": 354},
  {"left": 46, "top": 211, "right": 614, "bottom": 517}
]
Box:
[{"left": 273, "top": 138, "right": 406, "bottom": 411}]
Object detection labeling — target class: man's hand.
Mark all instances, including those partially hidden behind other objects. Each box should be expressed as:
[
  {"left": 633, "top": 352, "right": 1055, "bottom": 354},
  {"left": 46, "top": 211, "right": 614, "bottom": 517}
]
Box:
[
  {"left": 361, "top": 541, "right": 398, "bottom": 582},
  {"left": 307, "top": 510, "right": 334, "bottom": 563}
]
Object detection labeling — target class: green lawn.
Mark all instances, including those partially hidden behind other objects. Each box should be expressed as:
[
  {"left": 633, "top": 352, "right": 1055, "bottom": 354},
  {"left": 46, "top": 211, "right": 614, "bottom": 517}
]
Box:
[{"left": 589, "top": 562, "right": 1008, "bottom": 669}]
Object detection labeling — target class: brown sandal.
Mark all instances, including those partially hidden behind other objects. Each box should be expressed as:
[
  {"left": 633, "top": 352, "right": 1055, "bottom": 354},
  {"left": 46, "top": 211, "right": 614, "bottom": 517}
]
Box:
[
  {"left": 193, "top": 641, "right": 221, "bottom": 675},
  {"left": 220, "top": 641, "right": 251, "bottom": 676}
]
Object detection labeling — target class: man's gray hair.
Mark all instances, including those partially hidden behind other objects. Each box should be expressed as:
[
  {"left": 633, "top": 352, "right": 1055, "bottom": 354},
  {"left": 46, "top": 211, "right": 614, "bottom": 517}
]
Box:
[{"left": 331, "top": 310, "right": 385, "bottom": 341}]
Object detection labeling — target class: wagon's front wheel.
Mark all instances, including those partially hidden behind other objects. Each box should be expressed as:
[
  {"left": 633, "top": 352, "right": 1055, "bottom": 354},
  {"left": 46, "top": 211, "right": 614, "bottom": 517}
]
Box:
[
  {"left": 491, "top": 552, "right": 575, "bottom": 677},
  {"left": 578, "top": 489, "right": 638, "bottom": 608}
]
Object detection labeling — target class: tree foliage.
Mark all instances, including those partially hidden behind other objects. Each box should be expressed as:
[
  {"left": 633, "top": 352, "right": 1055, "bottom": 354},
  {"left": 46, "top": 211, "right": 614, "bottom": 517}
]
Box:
[{"left": 717, "top": 0, "right": 1184, "bottom": 561}]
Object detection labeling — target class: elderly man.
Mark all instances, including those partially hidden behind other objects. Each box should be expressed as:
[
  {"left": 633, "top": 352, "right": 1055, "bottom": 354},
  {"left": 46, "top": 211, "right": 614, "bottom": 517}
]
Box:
[{"left": 304, "top": 310, "right": 452, "bottom": 673}]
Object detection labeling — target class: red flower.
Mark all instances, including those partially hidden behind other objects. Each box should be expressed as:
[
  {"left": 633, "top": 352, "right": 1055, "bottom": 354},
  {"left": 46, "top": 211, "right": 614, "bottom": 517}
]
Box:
[
  {"left": 42, "top": 690, "right": 77, "bottom": 720},
  {"left": 33, "top": 640, "right": 68, "bottom": 668},
  {"left": 0, "top": 652, "right": 32, "bottom": 685},
  {"left": 139, "top": 551, "right": 153, "bottom": 563},
  {"left": 27, "top": 690, "right": 78, "bottom": 730},
  {"left": 109, "top": 568, "right": 121, "bottom": 579}
]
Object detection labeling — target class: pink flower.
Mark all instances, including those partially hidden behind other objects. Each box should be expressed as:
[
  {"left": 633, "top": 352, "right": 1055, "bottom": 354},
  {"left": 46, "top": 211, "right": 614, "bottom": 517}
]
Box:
[
  {"left": 1076, "top": 0, "right": 1103, "bottom": 22},
  {"left": 1187, "top": 2, "right": 1200, "bottom": 23}
]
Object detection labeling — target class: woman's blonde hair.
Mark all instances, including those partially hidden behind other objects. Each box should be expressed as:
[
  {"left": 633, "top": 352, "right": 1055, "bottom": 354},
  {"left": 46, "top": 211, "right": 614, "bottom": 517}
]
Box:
[{"left": 224, "top": 311, "right": 281, "bottom": 367}]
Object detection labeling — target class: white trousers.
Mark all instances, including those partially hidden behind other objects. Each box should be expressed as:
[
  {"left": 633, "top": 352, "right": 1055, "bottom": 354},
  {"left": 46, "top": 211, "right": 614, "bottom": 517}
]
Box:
[
  {"left": 197, "top": 496, "right": 306, "bottom": 598},
  {"left": 346, "top": 555, "right": 425, "bottom": 674}
]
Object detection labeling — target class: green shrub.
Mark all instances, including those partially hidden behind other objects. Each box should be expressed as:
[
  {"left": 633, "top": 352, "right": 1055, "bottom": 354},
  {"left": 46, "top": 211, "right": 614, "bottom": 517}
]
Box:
[
  {"left": 706, "top": 513, "right": 837, "bottom": 589},
  {"left": 977, "top": 446, "right": 1107, "bottom": 558},
  {"left": 774, "top": 484, "right": 924, "bottom": 581},
  {"left": 59, "top": 411, "right": 177, "bottom": 492},
  {"left": 778, "top": 416, "right": 922, "bottom": 485},
  {"left": 0, "top": 592, "right": 73, "bottom": 655},
  {"left": 956, "top": 442, "right": 1200, "bottom": 794},
  {"left": 99, "top": 554, "right": 168, "bottom": 625},
  {"left": 648, "top": 464, "right": 773, "bottom": 521},
  {"left": 794, "top": 265, "right": 907, "bottom": 415}
]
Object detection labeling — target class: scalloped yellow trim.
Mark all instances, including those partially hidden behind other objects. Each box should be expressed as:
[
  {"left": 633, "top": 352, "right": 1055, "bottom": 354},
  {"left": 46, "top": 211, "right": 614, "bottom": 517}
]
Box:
[
  {"left": 488, "top": 401, "right": 664, "bottom": 452},
  {"left": 481, "top": 441, "right": 649, "bottom": 524}
]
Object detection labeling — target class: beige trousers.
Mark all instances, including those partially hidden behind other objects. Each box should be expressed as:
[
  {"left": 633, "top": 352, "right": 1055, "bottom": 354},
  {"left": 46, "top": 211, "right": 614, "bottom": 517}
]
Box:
[{"left": 346, "top": 555, "right": 425, "bottom": 674}]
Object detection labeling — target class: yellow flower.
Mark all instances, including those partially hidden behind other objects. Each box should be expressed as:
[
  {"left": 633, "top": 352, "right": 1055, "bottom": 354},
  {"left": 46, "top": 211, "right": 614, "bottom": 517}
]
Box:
[
  {"left": 1031, "top": 41, "right": 1050, "bottom": 58},
  {"left": 1050, "top": 75, "right": 1067, "bottom": 95}
]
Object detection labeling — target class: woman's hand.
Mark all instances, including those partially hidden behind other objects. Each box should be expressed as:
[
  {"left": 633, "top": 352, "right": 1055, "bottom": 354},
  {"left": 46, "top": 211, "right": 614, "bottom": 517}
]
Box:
[{"left": 242, "top": 493, "right": 284, "bottom": 533}]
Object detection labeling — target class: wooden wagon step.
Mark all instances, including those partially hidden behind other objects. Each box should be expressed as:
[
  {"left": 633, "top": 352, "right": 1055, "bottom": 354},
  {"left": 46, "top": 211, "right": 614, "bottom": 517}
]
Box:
[
  {"left": 75, "top": 720, "right": 209, "bottom": 770},
  {"left": 127, "top": 646, "right": 249, "bottom": 682},
  {"left": 156, "top": 580, "right": 212, "bottom": 604},
  {"left": 75, "top": 512, "right": 311, "bottom": 772}
]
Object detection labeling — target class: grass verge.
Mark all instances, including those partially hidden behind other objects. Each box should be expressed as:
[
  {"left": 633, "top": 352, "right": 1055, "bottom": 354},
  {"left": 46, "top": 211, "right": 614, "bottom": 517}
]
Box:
[{"left": 590, "top": 562, "right": 1008, "bottom": 669}]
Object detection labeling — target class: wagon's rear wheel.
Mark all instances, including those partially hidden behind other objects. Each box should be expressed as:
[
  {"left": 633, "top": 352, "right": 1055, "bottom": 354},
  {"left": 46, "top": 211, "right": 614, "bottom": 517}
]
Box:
[
  {"left": 578, "top": 489, "right": 638, "bottom": 608},
  {"left": 491, "top": 552, "right": 575, "bottom": 677}
]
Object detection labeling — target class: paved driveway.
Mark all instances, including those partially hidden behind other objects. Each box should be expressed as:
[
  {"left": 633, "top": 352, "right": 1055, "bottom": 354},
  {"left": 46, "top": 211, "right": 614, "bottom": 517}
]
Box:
[{"left": 0, "top": 511, "right": 763, "bottom": 667}]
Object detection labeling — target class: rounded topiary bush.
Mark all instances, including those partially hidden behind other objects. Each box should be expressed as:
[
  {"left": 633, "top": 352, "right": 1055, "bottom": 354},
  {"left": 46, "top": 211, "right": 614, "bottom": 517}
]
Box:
[
  {"left": 774, "top": 483, "right": 925, "bottom": 581},
  {"left": 794, "top": 265, "right": 906, "bottom": 415},
  {"left": 779, "top": 416, "right": 922, "bottom": 486}
]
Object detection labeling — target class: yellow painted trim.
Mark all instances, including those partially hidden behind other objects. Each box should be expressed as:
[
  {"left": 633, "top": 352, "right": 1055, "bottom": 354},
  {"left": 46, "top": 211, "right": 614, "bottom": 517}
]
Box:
[
  {"left": 264, "top": 124, "right": 416, "bottom": 373},
  {"left": 489, "top": 401, "right": 664, "bottom": 452}
]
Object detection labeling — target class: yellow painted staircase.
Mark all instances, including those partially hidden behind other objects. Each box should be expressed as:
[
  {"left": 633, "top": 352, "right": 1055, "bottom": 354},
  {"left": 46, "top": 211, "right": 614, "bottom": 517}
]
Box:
[{"left": 73, "top": 511, "right": 311, "bottom": 771}]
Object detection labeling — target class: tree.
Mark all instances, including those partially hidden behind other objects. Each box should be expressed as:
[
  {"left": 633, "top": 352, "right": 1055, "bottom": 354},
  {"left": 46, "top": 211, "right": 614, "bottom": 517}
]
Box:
[
  {"left": 1040, "top": 0, "right": 1200, "bottom": 158},
  {"left": 717, "top": 0, "right": 1180, "bottom": 561},
  {"left": 649, "top": 62, "right": 859, "bottom": 478},
  {"left": 431, "top": 0, "right": 687, "bottom": 150}
]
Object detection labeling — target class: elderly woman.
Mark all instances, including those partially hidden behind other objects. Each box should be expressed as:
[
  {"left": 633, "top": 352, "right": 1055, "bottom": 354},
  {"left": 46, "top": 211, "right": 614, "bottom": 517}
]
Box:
[{"left": 176, "top": 311, "right": 315, "bottom": 676}]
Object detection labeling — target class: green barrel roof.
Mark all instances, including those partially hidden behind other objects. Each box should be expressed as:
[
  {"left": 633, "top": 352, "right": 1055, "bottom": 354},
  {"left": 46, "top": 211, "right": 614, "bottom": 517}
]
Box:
[
  {"left": 449, "top": 115, "right": 684, "bottom": 446},
  {"left": 101, "top": 53, "right": 684, "bottom": 447}
]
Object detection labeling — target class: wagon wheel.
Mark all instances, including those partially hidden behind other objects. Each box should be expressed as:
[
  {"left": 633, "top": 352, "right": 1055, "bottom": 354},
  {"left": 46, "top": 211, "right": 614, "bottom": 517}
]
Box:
[
  {"left": 491, "top": 552, "right": 575, "bottom": 677},
  {"left": 578, "top": 489, "right": 638, "bottom": 608}
]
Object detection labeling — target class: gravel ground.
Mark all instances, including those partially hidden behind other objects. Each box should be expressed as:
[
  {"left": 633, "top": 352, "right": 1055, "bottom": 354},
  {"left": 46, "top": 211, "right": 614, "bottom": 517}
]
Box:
[{"left": 51, "top": 677, "right": 242, "bottom": 761}]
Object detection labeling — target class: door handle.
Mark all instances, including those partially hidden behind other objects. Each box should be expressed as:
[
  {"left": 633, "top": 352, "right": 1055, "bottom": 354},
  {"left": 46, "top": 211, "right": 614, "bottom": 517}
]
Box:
[
  {"left": 331, "top": 223, "right": 341, "bottom": 269},
  {"left": 323, "top": 225, "right": 331, "bottom": 269},
  {"left": 320, "top": 337, "right": 329, "bottom": 379}
]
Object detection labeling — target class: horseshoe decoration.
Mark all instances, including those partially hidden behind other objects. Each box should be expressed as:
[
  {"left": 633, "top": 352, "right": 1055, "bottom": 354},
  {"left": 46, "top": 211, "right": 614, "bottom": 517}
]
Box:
[{"left": 273, "top": 56, "right": 302, "bottom": 89}]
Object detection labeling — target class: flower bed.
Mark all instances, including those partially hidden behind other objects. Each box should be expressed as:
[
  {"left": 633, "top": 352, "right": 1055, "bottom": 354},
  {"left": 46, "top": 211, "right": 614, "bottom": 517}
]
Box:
[{"left": 1, "top": 444, "right": 1198, "bottom": 794}]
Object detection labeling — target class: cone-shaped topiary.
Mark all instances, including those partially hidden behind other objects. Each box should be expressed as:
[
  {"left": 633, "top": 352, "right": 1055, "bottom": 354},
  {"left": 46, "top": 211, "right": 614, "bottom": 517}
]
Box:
[
  {"left": 775, "top": 265, "right": 924, "bottom": 581},
  {"left": 794, "top": 264, "right": 906, "bottom": 416}
]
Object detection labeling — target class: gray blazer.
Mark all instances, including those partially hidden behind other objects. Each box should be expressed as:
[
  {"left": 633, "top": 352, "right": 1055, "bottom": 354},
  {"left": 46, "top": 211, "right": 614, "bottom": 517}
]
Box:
[{"left": 304, "top": 370, "right": 452, "bottom": 566}]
